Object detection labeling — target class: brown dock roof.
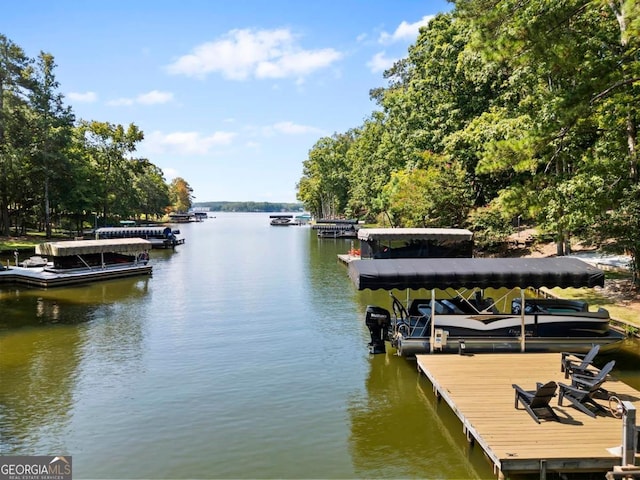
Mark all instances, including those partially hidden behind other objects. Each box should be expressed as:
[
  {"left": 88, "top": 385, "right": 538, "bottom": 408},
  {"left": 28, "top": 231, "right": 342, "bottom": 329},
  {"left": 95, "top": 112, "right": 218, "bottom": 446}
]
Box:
[{"left": 35, "top": 238, "right": 152, "bottom": 256}]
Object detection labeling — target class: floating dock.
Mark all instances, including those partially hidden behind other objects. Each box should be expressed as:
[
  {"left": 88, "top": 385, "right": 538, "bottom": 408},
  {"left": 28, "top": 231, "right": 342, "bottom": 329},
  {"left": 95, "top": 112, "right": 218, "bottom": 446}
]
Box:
[
  {"left": 95, "top": 226, "right": 184, "bottom": 248},
  {"left": 0, "top": 263, "right": 152, "bottom": 287},
  {"left": 337, "top": 253, "right": 358, "bottom": 264},
  {"left": 313, "top": 219, "right": 359, "bottom": 238},
  {"left": 416, "top": 353, "right": 640, "bottom": 479},
  {"left": 0, "top": 238, "right": 153, "bottom": 287}
]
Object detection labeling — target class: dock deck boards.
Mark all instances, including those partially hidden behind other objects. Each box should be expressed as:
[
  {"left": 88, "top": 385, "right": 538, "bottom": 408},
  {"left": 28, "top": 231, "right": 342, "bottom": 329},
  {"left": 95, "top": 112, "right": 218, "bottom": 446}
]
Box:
[{"left": 416, "top": 353, "right": 640, "bottom": 477}]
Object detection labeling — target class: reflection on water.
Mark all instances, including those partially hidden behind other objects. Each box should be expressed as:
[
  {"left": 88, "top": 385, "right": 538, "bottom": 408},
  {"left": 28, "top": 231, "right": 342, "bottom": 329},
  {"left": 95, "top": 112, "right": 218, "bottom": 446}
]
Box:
[
  {"left": 0, "top": 326, "right": 81, "bottom": 454},
  {"left": 605, "top": 339, "right": 640, "bottom": 389},
  {"left": 348, "top": 353, "right": 494, "bottom": 479},
  {"left": 0, "top": 277, "right": 150, "bottom": 329},
  {"left": 0, "top": 276, "right": 150, "bottom": 456},
  {"left": 0, "top": 214, "right": 638, "bottom": 479}
]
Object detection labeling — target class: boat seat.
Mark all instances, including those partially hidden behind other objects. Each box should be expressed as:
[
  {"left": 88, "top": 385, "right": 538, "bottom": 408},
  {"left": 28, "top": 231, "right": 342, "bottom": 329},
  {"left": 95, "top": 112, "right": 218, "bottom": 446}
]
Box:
[
  {"left": 511, "top": 299, "right": 549, "bottom": 315},
  {"left": 470, "top": 298, "right": 498, "bottom": 314}
]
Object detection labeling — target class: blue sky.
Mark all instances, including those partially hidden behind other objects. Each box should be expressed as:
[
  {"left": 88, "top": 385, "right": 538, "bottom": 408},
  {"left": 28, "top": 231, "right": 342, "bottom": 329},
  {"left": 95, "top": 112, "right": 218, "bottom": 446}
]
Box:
[{"left": 4, "top": 0, "right": 452, "bottom": 203}]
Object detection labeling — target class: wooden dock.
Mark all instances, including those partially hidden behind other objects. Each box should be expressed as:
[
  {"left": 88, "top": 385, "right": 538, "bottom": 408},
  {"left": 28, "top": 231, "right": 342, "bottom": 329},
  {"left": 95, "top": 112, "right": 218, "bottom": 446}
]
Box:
[
  {"left": 337, "top": 253, "right": 358, "bottom": 265},
  {"left": 416, "top": 353, "right": 640, "bottom": 479}
]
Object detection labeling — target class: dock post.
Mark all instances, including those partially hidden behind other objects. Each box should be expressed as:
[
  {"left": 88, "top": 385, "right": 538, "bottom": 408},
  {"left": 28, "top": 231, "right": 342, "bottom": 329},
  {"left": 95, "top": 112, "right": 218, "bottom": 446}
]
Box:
[
  {"left": 519, "top": 289, "right": 526, "bottom": 352},
  {"left": 622, "top": 401, "right": 637, "bottom": 467},
  {"left": 429, "top": 289, "right": 436, "bottom": 353},
  {"left": 539, "top": 459, "right": 547, "bottom": 480}
]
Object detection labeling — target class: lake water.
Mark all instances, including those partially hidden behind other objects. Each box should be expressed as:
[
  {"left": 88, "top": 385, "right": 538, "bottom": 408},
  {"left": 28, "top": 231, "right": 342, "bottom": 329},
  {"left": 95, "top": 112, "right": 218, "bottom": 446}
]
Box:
[{"left": 1, "top": 212, "right": 639, "bottom": 479}]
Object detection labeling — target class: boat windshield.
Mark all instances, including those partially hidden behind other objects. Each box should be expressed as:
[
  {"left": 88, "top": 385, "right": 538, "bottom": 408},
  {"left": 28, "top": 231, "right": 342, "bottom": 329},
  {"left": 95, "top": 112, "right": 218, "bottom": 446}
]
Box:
[{"left": 416, "top": 300, "right": 461, "bottom": 317}]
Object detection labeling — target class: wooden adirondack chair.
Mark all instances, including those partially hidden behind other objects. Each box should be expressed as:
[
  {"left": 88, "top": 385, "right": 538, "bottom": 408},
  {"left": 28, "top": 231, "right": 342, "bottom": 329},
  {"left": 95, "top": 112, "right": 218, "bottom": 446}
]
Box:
[
  {"left": 561, "top": 344, "right": 600, "bottom": 379},
  {"left": 513, "top": 381, "right": 559, "bottom": 423},
  {"left": 558, "top": 360, "right": 616, "bottom": 418}
]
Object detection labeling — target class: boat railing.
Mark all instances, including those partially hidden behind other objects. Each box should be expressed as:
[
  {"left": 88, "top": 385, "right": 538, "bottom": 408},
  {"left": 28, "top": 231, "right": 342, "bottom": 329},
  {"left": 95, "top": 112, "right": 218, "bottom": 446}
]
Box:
[{"left": 390, "top": 293, "right": 431, "bottom": 338}]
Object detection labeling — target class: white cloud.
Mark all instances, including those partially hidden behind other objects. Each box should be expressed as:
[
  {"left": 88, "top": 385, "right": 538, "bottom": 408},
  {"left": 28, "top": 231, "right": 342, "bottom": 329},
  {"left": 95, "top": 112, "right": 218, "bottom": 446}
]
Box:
[
  {"left": 272, "top": 121, "right": 323, "bottom": 135},
  {"left": 256, "top": 48, "right": 341, "bottom": 79},
  {"left": 379, "top": 15, "right": 435, "bottom": 44},
  {"left": 162, "top": 167, "right": 179, "bottom": 180},
  {"left": 137, "top": 90, "right": 174, "bottom": 104},
  {"left": 67, "top": 91, "right": 97, "bottom": 103},
  {"left": 367, "top": 51, "right": 397, "bottom": 73},
  {"left": 143, "top": 130, "right": 236, "bottom": 155},
  {"left": 107, "top": 97, "right": 135, "bottom": 107},
  {"left": 167, "top": 28, "right": 342, "bottom": 81},
  {"left": 107, "top": 90, "right": 174, "bottom": 107}
]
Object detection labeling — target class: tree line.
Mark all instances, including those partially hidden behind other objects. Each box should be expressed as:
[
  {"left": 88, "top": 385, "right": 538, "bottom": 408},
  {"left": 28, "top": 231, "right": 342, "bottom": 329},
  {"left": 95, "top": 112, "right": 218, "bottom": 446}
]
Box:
[
  {"left": 296, "top": 0, "right": 640, "bottom": 285},
  {"left": 194, "top": 201, "right": 303, "bottom": 212},
  {"left": 0, "top": 34, "right": 194, "bottom": 237}
]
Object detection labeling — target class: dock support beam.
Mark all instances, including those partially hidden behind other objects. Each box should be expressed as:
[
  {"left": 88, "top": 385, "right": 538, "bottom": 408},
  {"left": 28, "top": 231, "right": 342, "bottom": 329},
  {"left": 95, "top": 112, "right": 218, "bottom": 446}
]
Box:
[
  {"left": 430, "top": 289, "right": 436, "bottom": 353},
  {"left": 539, "top": 459, "right": 547, "bottom": 480},
  {"left": 622, "top": 401, "right": 637, "bottom": 467},
  {"left": 520, "top": 289, "right": 526, "bottom": 352}
]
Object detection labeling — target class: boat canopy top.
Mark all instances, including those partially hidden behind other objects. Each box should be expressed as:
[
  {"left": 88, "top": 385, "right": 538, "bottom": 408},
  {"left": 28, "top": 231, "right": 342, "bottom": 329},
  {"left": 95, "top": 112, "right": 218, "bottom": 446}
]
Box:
[
  {"left": 36, "top": 238, "right": 152, "bottom": 257},
  {"left": 348, "top": 257, "right": 604, "bottom": 291},
  {"left": 357, "top": 227, "right": 473, "bottom": 242},
  {"left": 316, "top": 219, "right": 359, "bottom": 224},
  {"left": 96, "top": 226, "right": 169, "bottom": 234}
]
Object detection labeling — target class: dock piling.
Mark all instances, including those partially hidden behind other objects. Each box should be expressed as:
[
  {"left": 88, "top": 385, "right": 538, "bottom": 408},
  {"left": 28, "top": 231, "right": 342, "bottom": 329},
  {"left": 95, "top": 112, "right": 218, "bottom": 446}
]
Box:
[{"left": 622, "top": 401, "right": 638, "bottom": 467}]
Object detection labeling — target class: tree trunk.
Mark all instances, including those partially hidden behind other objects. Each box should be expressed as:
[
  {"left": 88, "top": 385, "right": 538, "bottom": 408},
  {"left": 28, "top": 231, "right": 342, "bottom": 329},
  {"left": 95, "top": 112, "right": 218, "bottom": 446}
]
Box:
[
  {"left": 44, "top": 176, "right": 51, "bottom": 238},
  {"left": 556, "top": 229, "right": 565, "bottom": 256},
  {"left": 0, "top": 198, "right": 9, "bottom": 235}
]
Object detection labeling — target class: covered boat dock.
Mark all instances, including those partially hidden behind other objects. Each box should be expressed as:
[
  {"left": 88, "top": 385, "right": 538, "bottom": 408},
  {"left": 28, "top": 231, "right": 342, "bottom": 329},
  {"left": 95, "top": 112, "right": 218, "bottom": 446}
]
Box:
[
  {"left": 95, "top": 226, "right": 184, "bottom": 248},
  {"left": 357, "top": 227, "right": 474, "bottom": 259},
  {"left": 313, "top": 219, "right": 359, "bottom": 238},
  {"left": 0, "top": 238, "right": 153, "bottom": 287},
  {"left": 349, "top": 257, "right": 622, "bottom": 354}
]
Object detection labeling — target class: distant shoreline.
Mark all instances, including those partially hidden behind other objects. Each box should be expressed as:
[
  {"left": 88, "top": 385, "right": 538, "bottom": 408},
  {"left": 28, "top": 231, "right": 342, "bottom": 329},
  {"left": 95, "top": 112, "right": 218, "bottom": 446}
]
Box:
[{"left": 193, "top": 201, "right": 304, "bottom": 213}]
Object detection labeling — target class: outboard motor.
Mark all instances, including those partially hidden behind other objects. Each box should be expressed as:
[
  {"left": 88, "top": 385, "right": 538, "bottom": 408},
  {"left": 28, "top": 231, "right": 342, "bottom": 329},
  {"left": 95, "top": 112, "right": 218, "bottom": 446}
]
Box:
[{"left": 365, "top": 305, "right": 391, "bottom": 354}]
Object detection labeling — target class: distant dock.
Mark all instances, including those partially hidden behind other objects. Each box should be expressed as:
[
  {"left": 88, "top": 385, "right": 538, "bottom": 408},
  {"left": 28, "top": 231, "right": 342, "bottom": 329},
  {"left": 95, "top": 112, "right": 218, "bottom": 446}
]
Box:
[
  {"left": 313, "top": 219, "right": 359, "bottom": 238},
  {"left": 416, "top": 353, "right": 640, "bottom": 479}
]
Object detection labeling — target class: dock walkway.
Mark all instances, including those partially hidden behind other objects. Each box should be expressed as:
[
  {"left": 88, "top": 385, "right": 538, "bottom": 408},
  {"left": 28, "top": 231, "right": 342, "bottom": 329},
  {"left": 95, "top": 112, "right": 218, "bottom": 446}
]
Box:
[{"left": 416, "top": 353, "right": 640, "bottom": 479}]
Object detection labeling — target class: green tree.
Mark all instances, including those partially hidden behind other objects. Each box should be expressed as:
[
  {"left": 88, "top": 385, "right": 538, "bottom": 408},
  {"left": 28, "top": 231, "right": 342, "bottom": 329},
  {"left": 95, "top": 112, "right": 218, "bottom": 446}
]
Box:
[
  {"left": 341, "top": 13, "right": 506, "bottom": 224},
  {"left": 0, "top": 34, "right": 32, "bottom": 235},
  {"left": 298, "top": 132, "right": 354, "bottom": 218},
  {"left": 79, "top": 120, "right": 144, "bottom": 225},
  {"left": 169, "top": 177, "right": 193, "bottom": 213},
  {"left": 346, "top": 112, "right": 391, "bottom": 221},
  {"left": 57, "top": 127, "right": 104, "bottom": 234},
  {"left": 455, "top": 0, "right": 635, "bottom": 256},
  {"left": 296, "top": 174, "right": 321, "bottom": 218},
  {"left": 382, "top": 153, "right": 473, "bottom": 227},
  {"left": 134, "top": 160, "right": 170, "bottom": 220},
  {"left": 28, "top": 51, "right": 75, "bottom": 237}
]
